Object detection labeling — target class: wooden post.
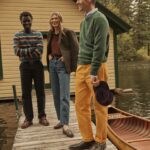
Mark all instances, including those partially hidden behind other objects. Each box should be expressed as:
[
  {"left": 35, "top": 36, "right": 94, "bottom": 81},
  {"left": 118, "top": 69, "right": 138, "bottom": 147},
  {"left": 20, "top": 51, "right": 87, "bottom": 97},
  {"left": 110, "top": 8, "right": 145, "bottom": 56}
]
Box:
[
  {"left": 148, "top": 43, "right": 150, "bottom": 56},
  {"left": 12, "top": 85, "right": 20, "bottom": 120}
]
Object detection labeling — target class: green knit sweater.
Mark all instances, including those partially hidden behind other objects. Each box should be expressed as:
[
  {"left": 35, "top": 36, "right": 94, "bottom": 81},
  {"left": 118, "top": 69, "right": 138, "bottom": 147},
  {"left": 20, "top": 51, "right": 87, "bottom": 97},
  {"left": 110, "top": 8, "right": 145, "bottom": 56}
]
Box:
[{"left": 78, "top": 10, "right": 109, "bottom": 75}]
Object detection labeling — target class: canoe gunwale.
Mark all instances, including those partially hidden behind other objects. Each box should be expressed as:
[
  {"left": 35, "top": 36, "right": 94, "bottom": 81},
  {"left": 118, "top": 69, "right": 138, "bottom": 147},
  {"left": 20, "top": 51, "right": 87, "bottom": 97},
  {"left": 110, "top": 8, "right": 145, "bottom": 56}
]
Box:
[{"left": 108, "top": 106, "right": 150, "bottom": 150}]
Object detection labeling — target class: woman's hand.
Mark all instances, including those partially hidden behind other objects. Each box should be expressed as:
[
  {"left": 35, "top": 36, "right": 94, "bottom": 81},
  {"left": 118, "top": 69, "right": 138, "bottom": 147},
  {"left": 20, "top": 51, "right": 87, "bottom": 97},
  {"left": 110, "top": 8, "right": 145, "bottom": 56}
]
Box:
[
  {"left": 49, "top": 55, "right": 53, "bottom": 60},
  {"left": 59, "top": 56, "right": 64, "bottom": 62}
]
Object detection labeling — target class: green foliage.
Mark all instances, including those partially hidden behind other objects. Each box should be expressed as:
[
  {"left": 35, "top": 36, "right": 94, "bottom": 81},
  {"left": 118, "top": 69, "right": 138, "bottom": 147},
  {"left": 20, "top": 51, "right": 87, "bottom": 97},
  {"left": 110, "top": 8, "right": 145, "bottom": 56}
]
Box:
[
  {"left": 132, "top": 0, "right": 150, "bottom": 49},
  {"left": 118, "top": 33, "right": 136, "bottom": 61},
  {"left": 136, "top": 47, "right": 150, "bottom": 61},
  {"left": 97, "top": 0, "right": 150, "bottom": 61}
]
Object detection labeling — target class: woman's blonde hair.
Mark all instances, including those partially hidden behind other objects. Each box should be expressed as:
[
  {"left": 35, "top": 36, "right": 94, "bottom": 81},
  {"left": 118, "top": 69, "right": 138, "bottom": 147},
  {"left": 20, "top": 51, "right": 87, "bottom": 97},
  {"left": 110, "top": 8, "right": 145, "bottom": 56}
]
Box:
[{"left": 49, "top": 12, "right": 64, "bottom": 33}]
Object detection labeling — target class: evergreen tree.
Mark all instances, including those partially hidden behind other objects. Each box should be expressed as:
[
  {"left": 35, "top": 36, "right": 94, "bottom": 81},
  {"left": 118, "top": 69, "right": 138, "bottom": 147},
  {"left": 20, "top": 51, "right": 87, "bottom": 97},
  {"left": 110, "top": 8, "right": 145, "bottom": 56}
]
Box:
[
  {"left": 98, "top": 0, "right": 150, "bottom": 60},
  {"left": 133, "top": 0, "right": 150, "bottom": 50}
]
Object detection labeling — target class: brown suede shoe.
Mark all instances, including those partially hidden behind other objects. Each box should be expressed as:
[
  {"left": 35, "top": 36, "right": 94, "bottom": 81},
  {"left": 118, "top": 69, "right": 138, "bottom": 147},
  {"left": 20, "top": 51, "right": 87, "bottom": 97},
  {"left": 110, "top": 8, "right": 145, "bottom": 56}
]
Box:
[
  {"left": 21, "top": 119, "right": 33, "bottom": 129},
  {"left": 39, "top": 116, "right": 49, "bottom": 126},
  {"left": 54, "top": 122, "right": 63, "bottom": 129},
  {"left": 63, "top": 128, "right": 74, "bottom": 138}
]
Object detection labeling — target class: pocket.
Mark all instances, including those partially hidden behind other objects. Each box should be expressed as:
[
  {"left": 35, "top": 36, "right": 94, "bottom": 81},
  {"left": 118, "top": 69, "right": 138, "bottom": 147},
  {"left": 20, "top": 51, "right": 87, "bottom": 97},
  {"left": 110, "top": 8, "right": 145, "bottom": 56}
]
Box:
[
  {"left": 35, "top": 61, "right": 44, "bottom": 69},
  {"left": 19, "top": 62, "right": 26, "bottom": 70},
  {"left": 49, "top": 59, "right": 54, "bottom": 70},
  {"left": 57, "top": 61, "right": 67, "bottom": 72},
  {"left": 57, "top": 60, "right": 65, "bottom": 67},
  {"left": 49, "top": 59, "right": 53, "bottom": 65}
]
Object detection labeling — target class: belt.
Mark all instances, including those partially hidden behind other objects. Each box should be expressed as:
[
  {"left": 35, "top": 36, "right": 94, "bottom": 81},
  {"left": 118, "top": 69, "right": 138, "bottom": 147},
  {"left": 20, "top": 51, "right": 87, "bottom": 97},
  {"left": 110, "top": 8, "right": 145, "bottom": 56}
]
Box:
[
  {"left": 52, "top": 55, "right": 62, "bottom": 60},
  {"left": 22, "top": 60, "right": 41, "bottom": 64}
]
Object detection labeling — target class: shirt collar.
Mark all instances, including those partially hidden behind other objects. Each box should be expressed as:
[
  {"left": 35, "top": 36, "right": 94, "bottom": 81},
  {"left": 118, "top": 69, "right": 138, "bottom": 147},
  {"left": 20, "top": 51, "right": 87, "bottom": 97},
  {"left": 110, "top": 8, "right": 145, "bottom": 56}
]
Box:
[{"left": 85, "top": 8, "right": 98, "bottom": 17}]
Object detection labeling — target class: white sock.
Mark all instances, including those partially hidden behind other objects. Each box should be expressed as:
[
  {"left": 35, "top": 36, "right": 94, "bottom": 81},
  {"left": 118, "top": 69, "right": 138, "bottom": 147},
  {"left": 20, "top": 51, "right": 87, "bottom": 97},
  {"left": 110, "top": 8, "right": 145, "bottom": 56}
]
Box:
[{"left": 63, "top": 125, "right": 69, "bottom": 130}]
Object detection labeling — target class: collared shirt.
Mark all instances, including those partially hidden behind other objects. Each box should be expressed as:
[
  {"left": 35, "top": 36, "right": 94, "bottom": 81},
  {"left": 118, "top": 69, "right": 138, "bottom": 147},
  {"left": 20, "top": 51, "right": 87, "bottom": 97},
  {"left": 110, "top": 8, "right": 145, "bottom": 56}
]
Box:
[{"left": 85, "top": 8, "right": 98, "bottom": 17}]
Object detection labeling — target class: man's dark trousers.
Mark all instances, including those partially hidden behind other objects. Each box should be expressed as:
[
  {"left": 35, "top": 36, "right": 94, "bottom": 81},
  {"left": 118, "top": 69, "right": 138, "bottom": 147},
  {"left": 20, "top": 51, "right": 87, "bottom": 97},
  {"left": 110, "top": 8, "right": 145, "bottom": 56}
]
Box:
[{"left": 20, "top": 60, "right": 46, "bottom": 121}]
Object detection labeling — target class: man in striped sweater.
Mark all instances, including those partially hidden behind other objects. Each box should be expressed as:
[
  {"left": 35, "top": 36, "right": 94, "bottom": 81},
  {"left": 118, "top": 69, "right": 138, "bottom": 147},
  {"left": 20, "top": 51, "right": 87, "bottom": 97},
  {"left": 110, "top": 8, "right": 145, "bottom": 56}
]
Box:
[{"left": 13, "top": 11, "right": 49, "bottom": 129}]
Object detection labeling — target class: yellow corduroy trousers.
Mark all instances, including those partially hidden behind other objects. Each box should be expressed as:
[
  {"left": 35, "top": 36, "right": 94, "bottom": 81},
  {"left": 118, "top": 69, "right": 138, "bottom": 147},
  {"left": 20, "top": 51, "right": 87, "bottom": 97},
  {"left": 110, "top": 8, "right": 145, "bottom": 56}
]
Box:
[{"left": 75, "top": 63, "right": 108, "bottom": 143}]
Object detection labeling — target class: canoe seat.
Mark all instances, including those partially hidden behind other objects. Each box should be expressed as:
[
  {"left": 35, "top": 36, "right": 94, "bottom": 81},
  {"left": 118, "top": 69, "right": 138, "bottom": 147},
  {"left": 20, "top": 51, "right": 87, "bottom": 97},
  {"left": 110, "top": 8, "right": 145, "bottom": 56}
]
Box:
[{"left": 108, "top": 113, "right": 132, "bottom": 120}]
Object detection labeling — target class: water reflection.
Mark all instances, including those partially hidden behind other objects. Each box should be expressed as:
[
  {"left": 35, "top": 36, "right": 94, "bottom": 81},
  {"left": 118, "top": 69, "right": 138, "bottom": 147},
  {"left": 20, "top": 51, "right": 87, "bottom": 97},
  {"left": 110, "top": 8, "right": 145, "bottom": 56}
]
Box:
[
  {"left": 0, "top": 119, "right": 7, "bottom": 149},
  {"left": 115, "top": 61, "right": 150, "bottom": 118},
  {"left": 0, "top": 103, "right": 19, "bottom": 150}
]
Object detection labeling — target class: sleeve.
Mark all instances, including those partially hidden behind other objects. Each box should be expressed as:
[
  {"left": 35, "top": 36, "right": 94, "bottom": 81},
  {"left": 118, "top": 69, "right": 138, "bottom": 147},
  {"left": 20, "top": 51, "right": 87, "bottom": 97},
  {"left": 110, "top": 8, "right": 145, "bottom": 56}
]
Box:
[
  {"left": 46, "top": 31, "right": 51, "bottom": 72},
  {"left": 13, "top": 33, "right": 32, "bottom": 57},
  {"left": 30, "top": 32, "right": 43, "bottom": 58},
  {"left": 13, "top": 33, "right": 36, "bottom": 57},
  {"left": 90, "top": 17, "right": 109, "bottom": 76},
  {"left": 34, "top": 32, "right": 43, "bottom": 56},
  {"left": 68, "top": 30, "right": 79, "bottom": 72}
]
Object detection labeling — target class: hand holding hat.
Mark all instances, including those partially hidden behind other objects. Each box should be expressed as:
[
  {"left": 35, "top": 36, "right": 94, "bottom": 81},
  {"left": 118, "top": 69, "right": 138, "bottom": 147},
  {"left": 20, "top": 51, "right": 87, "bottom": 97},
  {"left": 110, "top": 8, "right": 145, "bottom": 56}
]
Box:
[
  {"left": 90, "top": 75, "right": 100, "bottom": 87},
  {"left": 93, "top": 81, "right": 113, "bottom": 106}
]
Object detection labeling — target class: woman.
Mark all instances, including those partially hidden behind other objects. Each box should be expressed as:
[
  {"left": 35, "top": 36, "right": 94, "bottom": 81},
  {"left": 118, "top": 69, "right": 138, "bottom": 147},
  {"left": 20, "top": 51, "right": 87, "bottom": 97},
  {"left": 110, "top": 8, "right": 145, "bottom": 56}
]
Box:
[{"left": 47, "top": 12, "right": 78, "bottom": 138}]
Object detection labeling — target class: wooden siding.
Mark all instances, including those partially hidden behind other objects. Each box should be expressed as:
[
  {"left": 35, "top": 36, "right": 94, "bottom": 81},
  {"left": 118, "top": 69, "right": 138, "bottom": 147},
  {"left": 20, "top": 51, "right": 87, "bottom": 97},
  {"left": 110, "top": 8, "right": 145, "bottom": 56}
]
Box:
[
  {"left": 107, "top": 29, "right": 116, "bottom": 89},
  {"left": 0, "top": 0, "right": 115, "bottom": 99}
]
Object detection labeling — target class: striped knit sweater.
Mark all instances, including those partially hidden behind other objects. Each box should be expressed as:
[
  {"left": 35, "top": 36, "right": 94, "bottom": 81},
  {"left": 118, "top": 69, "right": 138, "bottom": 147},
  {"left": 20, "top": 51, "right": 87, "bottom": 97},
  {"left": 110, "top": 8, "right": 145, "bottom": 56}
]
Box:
[{"left": 13, "top": 30, "right": 43, "bottom": 62}]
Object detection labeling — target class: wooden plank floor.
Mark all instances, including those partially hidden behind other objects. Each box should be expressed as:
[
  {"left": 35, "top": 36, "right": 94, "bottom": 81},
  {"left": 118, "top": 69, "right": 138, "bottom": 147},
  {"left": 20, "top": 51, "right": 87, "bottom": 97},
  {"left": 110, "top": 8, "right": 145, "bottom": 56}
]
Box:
[{"left": 12, "top": 90, "right": 117, "bottom": 150}]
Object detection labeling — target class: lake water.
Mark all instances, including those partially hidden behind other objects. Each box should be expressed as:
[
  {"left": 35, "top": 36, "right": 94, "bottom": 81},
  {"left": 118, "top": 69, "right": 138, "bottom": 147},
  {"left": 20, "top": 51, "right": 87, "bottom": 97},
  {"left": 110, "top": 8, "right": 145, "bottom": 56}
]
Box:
[
  {"left": 0, "top": 61, "right": 150, "bottom": 150},
  {"left": 115, "top": 61, "right": 150, "bottom": 118}
]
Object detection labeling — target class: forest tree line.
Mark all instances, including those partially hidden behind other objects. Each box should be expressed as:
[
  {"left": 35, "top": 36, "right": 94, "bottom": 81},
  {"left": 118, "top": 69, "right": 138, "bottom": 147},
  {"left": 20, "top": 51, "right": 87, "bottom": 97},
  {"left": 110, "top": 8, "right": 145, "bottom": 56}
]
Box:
[{"left": 99, "top": 0, "right": 150, "bottom": 61}]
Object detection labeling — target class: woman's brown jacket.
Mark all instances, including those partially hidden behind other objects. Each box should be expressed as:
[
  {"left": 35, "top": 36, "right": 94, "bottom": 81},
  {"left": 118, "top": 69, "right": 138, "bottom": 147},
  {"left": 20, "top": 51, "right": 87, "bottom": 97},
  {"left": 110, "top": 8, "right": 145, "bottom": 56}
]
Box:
[{"left": 47, "top": 28, "right": 79, "bottom": 73}]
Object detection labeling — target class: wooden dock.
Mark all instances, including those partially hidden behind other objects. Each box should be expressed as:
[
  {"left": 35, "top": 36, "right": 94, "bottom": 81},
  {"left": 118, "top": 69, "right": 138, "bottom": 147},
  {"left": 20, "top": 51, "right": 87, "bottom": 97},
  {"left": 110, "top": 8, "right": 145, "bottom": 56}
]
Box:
[{"left": 12, "top": 90, "right": 117, "bottom": 150}]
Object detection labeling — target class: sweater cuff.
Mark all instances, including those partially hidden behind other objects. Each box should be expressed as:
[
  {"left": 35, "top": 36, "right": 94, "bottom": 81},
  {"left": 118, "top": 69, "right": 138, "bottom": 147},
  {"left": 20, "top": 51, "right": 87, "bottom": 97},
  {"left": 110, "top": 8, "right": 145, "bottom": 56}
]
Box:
[
  {"left": 90, "top": 68, "right": 98, "bottom": 76},
  {"left": 90, "top": 63, "right": 102, "bottom": 76}
]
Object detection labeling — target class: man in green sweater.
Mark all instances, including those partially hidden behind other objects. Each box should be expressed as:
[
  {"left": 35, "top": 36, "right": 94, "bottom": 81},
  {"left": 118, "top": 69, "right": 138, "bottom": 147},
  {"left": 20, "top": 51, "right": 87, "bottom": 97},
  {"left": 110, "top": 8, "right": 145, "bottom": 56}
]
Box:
[{"left": 69, "top": 0, "right": 109, "bottom": 150}]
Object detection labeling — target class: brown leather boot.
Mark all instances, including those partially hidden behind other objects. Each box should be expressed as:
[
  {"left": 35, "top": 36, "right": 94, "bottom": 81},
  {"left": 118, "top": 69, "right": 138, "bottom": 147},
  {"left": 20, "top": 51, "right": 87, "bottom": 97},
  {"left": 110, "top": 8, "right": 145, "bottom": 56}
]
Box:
[
  {"left": 69, "top": 140, "right": 95, "bottom": 150},
  {"left": 89, "top": 142, "right": 106, "bottom": 150}
]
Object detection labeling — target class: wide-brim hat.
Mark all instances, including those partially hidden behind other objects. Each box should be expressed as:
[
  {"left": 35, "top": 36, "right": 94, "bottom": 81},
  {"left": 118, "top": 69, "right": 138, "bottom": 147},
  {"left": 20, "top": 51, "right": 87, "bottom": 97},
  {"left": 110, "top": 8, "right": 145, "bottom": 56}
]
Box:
[{"left": 93, "top": 81, "right": 113, "bottom": 106}]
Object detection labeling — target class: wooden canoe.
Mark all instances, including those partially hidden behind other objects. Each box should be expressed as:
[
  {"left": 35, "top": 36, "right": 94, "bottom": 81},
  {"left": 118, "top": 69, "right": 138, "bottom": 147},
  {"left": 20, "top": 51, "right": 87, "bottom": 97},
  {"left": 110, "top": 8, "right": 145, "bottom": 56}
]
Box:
[{"left": 108, "top": 106, "right": 150, "bottom": 150}]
